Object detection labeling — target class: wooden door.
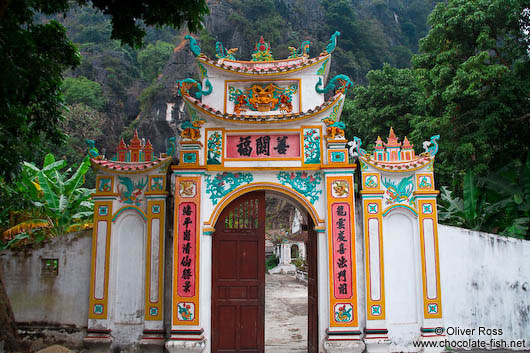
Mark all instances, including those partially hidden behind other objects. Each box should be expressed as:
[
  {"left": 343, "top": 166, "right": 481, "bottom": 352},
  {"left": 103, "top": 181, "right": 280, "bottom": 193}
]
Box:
[
  {"left": 212, "top": 191, "right": 266, "bottom": 353},
  {"left": 307, "top": 217, "right": 319, "bottom": 353}
]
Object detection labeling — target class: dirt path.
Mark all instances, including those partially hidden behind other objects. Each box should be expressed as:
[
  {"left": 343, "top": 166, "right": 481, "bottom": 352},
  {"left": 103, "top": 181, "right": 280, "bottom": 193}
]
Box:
[{"left": 265, "top": 273, "right": 308, "bottom": 353}]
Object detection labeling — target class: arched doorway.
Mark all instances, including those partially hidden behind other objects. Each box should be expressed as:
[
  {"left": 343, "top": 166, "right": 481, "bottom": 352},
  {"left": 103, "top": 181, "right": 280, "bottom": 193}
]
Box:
[{"left": 211, "top": 190, "right": 318, "bottom": 353}]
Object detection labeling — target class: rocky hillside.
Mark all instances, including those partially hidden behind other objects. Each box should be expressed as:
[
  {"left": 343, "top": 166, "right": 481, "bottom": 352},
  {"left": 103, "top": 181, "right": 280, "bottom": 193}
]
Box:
[{"left": 54, "top": 0, "right": 440, "bottom": 161}]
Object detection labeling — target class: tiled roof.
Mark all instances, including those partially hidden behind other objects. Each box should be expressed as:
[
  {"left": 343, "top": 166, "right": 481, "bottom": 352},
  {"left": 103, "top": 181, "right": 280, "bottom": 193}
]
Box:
[
  {"left": 198, "top": 55, "right": 329, "bottom": 75},
  {"left": 360, "top": 155, "right": 433, "bottom": 172},
  {"left": 90, "top": 157, "right": 171, "bottom": 173},
  {"left": 182, "top": 92, "right": 343, "bottom": 123}
]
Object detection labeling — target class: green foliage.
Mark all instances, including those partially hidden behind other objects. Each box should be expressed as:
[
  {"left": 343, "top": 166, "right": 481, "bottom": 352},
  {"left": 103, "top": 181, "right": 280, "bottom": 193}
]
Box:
[
  {"left": 438, "top": 171, "right": 497, "bottom": 231},
  {"left": 342, "top": 64, "right": 424, "bottom": 148},
  {"left": 63, "top": 77, "right": 106, "bottom": 110},
  {"left": 0, "top": 10, "right": 80, "bottom": 179},
  {"left": 266, "top": 254, "right": 279, "bottom": 271},
  {"left": 411, "top": 0, "right": 530, "bottom": 186},
  {"left": 0, "top": 0, "right": 209, "bottom": 180},
  {"left": 482, "top": 152, "right": 530, "bottom": 238},
  {"left": 137, "top": 40, "right": 175, "bottom": 82},
  {"left": 1, "top": 153, "right": 95, "bottom": 249},
  {"left": 291, "top": 257, "right": 307, "bottom": 272}
]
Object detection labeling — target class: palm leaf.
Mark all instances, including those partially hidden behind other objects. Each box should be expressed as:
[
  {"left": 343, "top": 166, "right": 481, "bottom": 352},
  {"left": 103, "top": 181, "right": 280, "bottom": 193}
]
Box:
[
  {"left": 65, "top": 156, "right": 90, "bottom": 196},
  {"left": 463, "top": 170, "right": 478, "bottom": 221},
  {"left": 43, "top": 153, "right": 56, "bottom": 167},
  {"left": 2, "top": 219, "right": 51, "bottom": 240},
  {"left": 66, "top": 222, "right": 93, "bottom": 233},
  {"left": 38, "top": 170, "right": 59, "bottom": 212}
]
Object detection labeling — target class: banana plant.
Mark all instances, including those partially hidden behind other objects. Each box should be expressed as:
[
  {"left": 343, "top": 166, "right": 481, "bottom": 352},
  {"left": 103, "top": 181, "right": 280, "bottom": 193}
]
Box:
[
  {"left": 1, "top": 153, "right": 94, "bottom": 248},
  {"left": 438, "top": 170, "right": 498, "bottom": 231},
  {"left": 482, "top": 152, "right": 530, "bottom": 239}
]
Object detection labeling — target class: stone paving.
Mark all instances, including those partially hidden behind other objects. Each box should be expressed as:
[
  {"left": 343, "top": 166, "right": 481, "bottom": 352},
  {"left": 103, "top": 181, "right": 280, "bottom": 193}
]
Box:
[{"left": 265, "top": 273, "right": 308, "bottom": 353}]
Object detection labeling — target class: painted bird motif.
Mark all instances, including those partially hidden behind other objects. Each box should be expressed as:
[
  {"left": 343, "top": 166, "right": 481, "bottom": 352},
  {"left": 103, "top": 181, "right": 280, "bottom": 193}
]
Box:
[
  {"left": 382, "top": 176, "right": 415, "bottom": 205},
  {"left": 118, "top": 176, "right": 148, "bottom": 206}
]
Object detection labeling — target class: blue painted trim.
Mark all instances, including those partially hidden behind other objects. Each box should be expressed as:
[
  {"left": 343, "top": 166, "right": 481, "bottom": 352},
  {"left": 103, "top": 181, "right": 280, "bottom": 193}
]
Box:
[
  {"left": 382, "top": 204, "right": 418, "bottom": 217},
  {"left": 203, "top": 231, "right": 214, "bottom": 235},
  {"left": 322, "top": 170, "right": 355, "bottom": 175},
  {"left": 112, "top": 206, "right": 148, "bottom": 222},
  {"left": 316, "top": 229, "right": 326, "bottom": 233},
  {"left": 361, "top": 195, "right": 384, "bottom": 199},
  {"left": 173, "top": 171, "right": 207, "bottom": 175}
]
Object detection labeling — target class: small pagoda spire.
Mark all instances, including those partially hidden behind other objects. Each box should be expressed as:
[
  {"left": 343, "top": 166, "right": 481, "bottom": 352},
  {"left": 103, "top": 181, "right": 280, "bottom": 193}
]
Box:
[
  {"left": 402, "top": 136, "right": 413, "bottom": 149},
  {"left": 129, "top": 129, "right": 142, "bottom": 162},
  {"left": 142, "top": 139, "right": 154, "bottom": 161},
  {"left": 374, "top": 136, "right": 384, "bottom": 150},
  {"left": 385, "top": 127, "right": 401, "bottom": 147},
  {"left": 117, "top": 138, "right": 127, "bottom": 162}
]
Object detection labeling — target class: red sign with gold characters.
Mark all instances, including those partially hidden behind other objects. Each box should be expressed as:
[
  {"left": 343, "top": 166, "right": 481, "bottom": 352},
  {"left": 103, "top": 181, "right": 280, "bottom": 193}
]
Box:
[
  {"left": 226, "top": 134, "right": 300, "bottom": 158},
  {"left": 331, "top": 203, "right": 353, "bottom": 299},
  {"left": 177, "top": 202, "right": 196, "bottom": 297}
]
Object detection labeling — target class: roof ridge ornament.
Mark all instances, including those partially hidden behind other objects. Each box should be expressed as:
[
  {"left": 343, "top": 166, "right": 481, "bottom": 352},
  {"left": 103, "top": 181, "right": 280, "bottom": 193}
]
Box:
[
  {"left": 251, "top": 36, "right": 274, "bottom": 62},
  {"left": 185, "top": 35, "right": 205, "bottom": 58},
  {"left": 288, "top": 40, "right": 311, "bottom": 59},
  {"left": 321, "top": 31, "right": 341, "bottom": 55},
  {"left": 215, "top": 41, "right": 238, "bottom": 60},
  {"left": 176, "top": 78, "right": 213, "bottom": 99},
  {"left": 315, "top": 74, "right": 353, "bottom": 94}
]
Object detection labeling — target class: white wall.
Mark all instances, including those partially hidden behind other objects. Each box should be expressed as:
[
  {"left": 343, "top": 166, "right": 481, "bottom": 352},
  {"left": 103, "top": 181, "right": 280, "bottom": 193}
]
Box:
[
  {"left": 439, "top": 224, "right": 530, "bottom": 344},
  {"left": 0, "top": 230, "right": 92, "bottom": 349},
  {"left": 2, "top": 223, "right": 530, "bottom": 351}
]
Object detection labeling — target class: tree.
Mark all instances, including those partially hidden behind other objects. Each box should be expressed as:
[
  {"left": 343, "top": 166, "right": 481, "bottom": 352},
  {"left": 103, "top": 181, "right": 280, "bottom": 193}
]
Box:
[
  {"left": 137, "top": 40, "right": 175, "bottom": 82},
  {"left": 411, "top": 0, "right": 530, "bottom": 186},
  {"left": 63, "top": 77, "right": 106, "bottom": 111},
  {"left": 0, "top": 0, "right": 209, "bottom": 179},
  {"left": 0, "top": 0, "right": 208, "bottom": 345},
  {"left": 342, "top": 64, "right": 425, "bottom": 147}
]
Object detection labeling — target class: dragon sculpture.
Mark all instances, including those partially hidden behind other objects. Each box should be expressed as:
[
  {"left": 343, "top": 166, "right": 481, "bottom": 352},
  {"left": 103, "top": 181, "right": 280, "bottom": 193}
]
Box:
[
  {"left": 347, "top": 136, "right": 367, "bottom": 159},
  {"left": 176, "top": 78, "right": 213, "bottom": 99},
  {"left": 288, "top": 40, "right": 311, "bottom": 58},
  {"left": 422, "top": 135, "right": 440, "bottom": 157},
  {"left": 215, "top": 41, "right": 238, "bottom": 60},
  {"left": 315, "top": 74, "right": 353, "bottom": 95},
  {"left": 321, "top": 31, "right": 340, "bottom": 55},
  {"left": 321, "top": 118, "right": 346, "bottom": 140},
  {"left": 185, "top": 35, "right": 202, "bottom": 57},
  {"left": 85, "top": 139, "right": 102, "bottom": 159},
  {"left": 180, "top": 119, "right": 206, "bottom": 141},
  {"left": 165, "top": 137, "right": 177, "bottom": 158}
]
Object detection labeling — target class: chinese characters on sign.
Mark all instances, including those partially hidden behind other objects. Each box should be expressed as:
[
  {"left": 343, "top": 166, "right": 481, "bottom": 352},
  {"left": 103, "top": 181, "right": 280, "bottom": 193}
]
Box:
[
  {"left": 177, "top": 203, "right": 196, "bottom": 297},
  {"left": 332, "top": 203, "right": 353, "bottom": 299},
  {"left": 226, "top": 134, "right": 300, "bottom": 159}
]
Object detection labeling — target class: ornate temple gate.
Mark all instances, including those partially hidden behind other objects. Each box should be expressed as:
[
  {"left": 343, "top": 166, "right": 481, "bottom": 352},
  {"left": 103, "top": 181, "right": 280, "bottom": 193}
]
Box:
[{"left": 84, "top": 32, "right": 446, "bottom": 353}]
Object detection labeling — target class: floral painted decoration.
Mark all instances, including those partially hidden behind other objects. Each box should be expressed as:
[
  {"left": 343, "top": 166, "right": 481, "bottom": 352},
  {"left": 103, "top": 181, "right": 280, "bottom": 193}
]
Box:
[
  {"left": 303, "top": 128, "right": 321, "bottom": 164},
  {"left": 277, "top": 171, "right": 322, "bottom": 203},
  {"left": 205, "top": 172, "right": 254, "bottom": 205},
  {"left": 207, "top": 132, "right": 222, "bottom": 165}
]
